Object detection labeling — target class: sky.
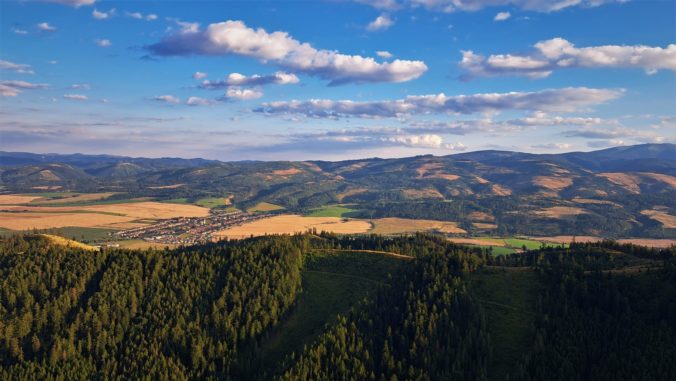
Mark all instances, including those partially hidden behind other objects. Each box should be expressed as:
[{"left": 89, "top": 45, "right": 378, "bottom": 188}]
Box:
[{"left": 0, "top": 0, "right": 674, "bottom": 161}]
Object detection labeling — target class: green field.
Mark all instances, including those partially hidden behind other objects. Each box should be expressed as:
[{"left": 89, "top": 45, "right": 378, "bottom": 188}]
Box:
[
  {"left": 306, "top": 205, "right": 358, "bottom": 217},
  {"left": 469, "top": 268, "right": 539, "bottom": 379},
  {"left": 195, "top": 197, "right": 232, "bottom": 209},
  {"left": 34, "top": 227, "right": 116, "bottom": 242},
  {"left": 254, "top": 249, "right": 406, "bottom": 377},
  {"left": 161, "top": 198, "right": 190, "bottom": 204}
]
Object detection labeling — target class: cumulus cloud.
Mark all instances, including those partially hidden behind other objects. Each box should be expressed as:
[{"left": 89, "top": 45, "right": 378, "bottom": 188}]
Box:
[
  {"left": 37, "top": 22, "right": 57, "bottom": 32},
  {"left": 377, "top": 50, "right": 393, "bottom": 59},
  {"left": 12, "top": 28, "right": 28, "bottom": 35},
  {"left": 494, "top": 11, "right": 511, "bottom": 21},
  {"left": 385, "top": 134, "right": 466, "bottom": 149},
  {"left": 223, "top": 87, "right": 263, "bottom": 100},
  {"left": 460, "top": 38, "right": 676, "bottom": 79},
  {"left": 63, "top": 94, "right": 88, "bottom": 101},
  {"left": 255, "top": 87, "right": 623, "bottom": 118},
  {"left": 193, "top": 71, "right": 208, "bottom": 80},
  {"left": 0, "top": 60, "right": 34, "bottom": 74},
  {"left": 95, "top": 39, "right": 111, "bottom": 47},
  {"left": 367, "top": 14, "right": 394, "bottom": 31},
  {"left": 200, "top": 71, "right": 299, "bottom": 89},
  {"left": 70, "top": 83, "right": 91, "bottom": 90},
  {"left": 146, "top": 20, "right": 427, "bottom": 85},
  {"left": 0, "top": 81, "right": 48, "bottom": 97},
  {"left": 92, "top": 8, "right": 116, "bottom": 19},
  {"left": 186, "top": 96, "right": 214, "bottom": 106},
  {"left": 40, "top": 0, "right": 95, "bottom": 7},
  {"left": 153, "top": 95, "right": 180, "bottom": 104},
  {"left": 354, "top": 0, "right": 625, "bottom": 13}
]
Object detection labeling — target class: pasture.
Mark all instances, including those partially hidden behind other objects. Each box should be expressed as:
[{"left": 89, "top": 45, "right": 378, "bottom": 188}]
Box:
[
  {"left": 370, "top": 217, "right": 466, "bottom": 234},
  {"left": 306, "top": 205, "right": 358, "bottom": 217}
]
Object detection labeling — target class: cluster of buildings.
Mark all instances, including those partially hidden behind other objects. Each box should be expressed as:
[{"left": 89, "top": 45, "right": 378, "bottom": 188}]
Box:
[{"left": 114, "top": 210, "right": 269, "bottom": 245}]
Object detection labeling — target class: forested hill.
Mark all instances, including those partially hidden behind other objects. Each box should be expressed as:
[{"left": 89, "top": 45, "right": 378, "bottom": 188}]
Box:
[
  {"left": 0, "top": 233, "right": 674, "bottom": 380},
  {"left": 1, "top": 143, "right": 675, "bottom": 238}
]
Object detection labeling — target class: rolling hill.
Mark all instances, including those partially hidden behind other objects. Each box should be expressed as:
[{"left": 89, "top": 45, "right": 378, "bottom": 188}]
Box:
[{"left": 1, "top": 144, "right": 674, "bottom": 238}]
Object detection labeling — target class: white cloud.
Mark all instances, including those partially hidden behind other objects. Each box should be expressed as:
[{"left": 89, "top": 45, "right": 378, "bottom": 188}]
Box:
[
  {"left": 63, "top": 94, "right": 88, "bottom": 101},
  {"left": 95, "top": 39, "right": 112, "bottom": 47},
  {"left": 92, "top": 8, "right": 115, "bottom": 19},
  {"left": 147, "top": 20, "right": 427, "bottom": 85},
  {"left": 127, "top": 11, "right": 157, "bottom": 21},
  {"left": 37, "top": 22, "right": 57, "bottom": 32},
  {"left": 201, "top": 71, "right": 299, "bottom": 89},
  {"left": 70, "top": 83, "right": 91, "bottom": 90},
  {"left": 186, "top": 96, "right": 213, "bottom": 106},
  {"left": 0, "top": 60, "right": 34, "bottom": 74},
  {"left": 494, "top": 11, "right": 511, "bottom": 21},
  {"left": 153, "top": 95, "right": 180, "bottom": 104},
  {"left": 224, "top": 87, "right": 263, "bottom": 100},
  {"left": 12, "top": 28, "right": 28, "bottom": 35},
  {"left": 193, "top": 71, "right": 208, "bottom": 80},
  {"left": 0, "top": 81, "right": 48, "bottom": 97},
  {"left": 40, "top": 0, "right": 95, "bottom": 7},
  {"left": 367, "top": 14, "right": 394, "bottom": 31},
  {"left": 255, "top": 87, "right": 623, "bottom": 118},
  {"left": 354, "top": 0, "right": 625, "bottom": 13},
  {"left": 384, "top": 134, "right": 466, "bottom": 150},
  {"left": 377, "top": 50, "right": 393, "bottom": 59},
  {"left": 531, "top": 143, "right": 572, "bottom": 150},
  {"left": 460, "top": 38, "right": 676, "bottom": 79}
]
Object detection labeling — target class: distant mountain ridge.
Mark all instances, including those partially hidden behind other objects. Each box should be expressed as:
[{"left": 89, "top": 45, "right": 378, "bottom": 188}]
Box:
[{"left": 1, "top": 144, "right": 674, "bottom": 238}]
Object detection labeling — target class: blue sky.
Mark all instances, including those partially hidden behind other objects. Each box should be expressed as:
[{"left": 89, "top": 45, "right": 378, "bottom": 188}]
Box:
[{"left": 0, "top": 0, "right": 674, "bottom": 160}]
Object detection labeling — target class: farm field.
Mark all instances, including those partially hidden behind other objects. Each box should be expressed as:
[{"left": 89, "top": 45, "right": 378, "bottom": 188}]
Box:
[
  {"left": 195, "top": 197, "right": 233, "bottom": 209},
  {"left": 0, "top": 195, "right": 209, "bottom": 231},
  {"left": 213, "top": 215, "right": 372, "bottom": 239},
  {"left": 370, "top": 217, "right": 466, "bottom": 234},
  {"left": 306, "top": 205, "right": 358, "bottom": 217},
  {"left": 247, "top": 201, "right": 285, "bottom": 212}
]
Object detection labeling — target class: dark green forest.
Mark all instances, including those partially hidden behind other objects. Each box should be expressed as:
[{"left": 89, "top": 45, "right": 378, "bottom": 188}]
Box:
[{"left": 1, "top": 233, "right": 674, "bottom": 380}]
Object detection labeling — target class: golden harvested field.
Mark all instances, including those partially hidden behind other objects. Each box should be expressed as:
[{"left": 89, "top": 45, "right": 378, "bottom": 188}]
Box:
[
  {"left": 213, "top": 215, "right": 372, "bottom": 239},
  {"left": 469, "top": 211, "right": 495, "bottom": 221},
  {"left": 473, "top": 223, "right": 498, "bottom": 229},
  {"left": 0, "top": 201, "right": 209, "bottom": 230},
  {"left": 491, "top": 184, "right": 512, "bottom": 196},
  {"left": 572, "top": 197, "right": 622, "bottom": 207},
  {"left": 370, "top": 217, "right": 466, "bottom": 234},
  {"left": 248, "top": 202, "right": 285, "bottom": 212},
  {"left": 641, "top": 209, "right": 676, "bottom": 229},
  {"left": 0, "top": 212, "right": 134, "bottom": 230},
  {"left": 532, "top": 176, "right": 573, "bottom": 190},
  {"left": 402, "top": 188, "right": 444, "bottom": 199},
  {"left": 528, "top": 236, "right": 601, "bottom": 244},
  {"left": 597, "top": 172, "right": 641, "bottom": 193},
  {"left": 0, "top": 195, "right": 42, "bottom": 204},
  {"left": 530, "top": 236, "right": 675, "bottom": 248},
  {"left": 148, "top": 184, "right": 185, "bottom": 189},
  {"left": 617, "top": 239, "right": 676, "bottom": 248},
  {"left": 40, "top": 234, "right": 98, "bottom": 251},
  {"left": 534, "top": 206, "right": 588, "bottom": 218}
]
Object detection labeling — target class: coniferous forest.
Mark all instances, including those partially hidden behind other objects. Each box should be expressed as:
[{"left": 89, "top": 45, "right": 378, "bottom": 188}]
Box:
[{"left": 1, "top": 233, "right": 674, "bottom": 380}]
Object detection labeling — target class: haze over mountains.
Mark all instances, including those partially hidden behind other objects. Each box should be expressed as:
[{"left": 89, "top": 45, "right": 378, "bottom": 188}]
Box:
[{"left": 2, "top": 144, "right": 674, "bottom": 238}]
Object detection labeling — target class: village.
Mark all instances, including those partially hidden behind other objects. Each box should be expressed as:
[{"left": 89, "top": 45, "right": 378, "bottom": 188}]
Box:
[{"left": 114, "top": 210, "right": 273, "bottom": 245}]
